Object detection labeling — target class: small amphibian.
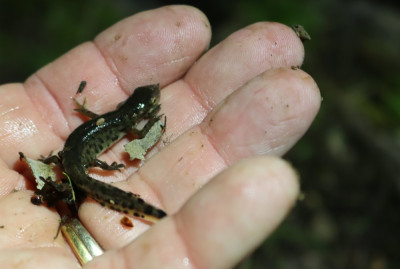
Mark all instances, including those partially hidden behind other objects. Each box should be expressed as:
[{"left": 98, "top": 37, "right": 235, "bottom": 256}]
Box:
[{"left": 40, "top": 83, "right": 166, "bottom": 222}]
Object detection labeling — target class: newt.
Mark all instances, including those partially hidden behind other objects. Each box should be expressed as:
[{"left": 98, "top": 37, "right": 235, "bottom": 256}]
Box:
[{"left": 40, "top": 83, "right": 166, "bottom": 222}]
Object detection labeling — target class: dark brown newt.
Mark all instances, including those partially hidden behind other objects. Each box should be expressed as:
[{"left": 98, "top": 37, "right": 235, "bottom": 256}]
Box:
[{"left": 42, "top": 84, "right": 166, "bottom": 222}]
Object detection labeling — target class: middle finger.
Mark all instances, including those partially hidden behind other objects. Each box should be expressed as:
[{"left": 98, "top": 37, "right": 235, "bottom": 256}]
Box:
[{"left": 160, "top": 22, "right": 305, "bottom": 141}]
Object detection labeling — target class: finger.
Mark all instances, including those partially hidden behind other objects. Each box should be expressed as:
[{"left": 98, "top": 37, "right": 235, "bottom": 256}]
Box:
[
  {"left": 204, "top": 67, "right": 321, "bottom": 163},
  {"left": 85, "top": 156, "right": 299, "bottom": 269},
  {"left": 185, "top": 21, "right": 304, "bottom": 108},
  {"left": 160, "top": 21, "right": 305, "bottom": 140},
  {"left": 95, "top": 5, "right": 211, "bottom": 90},
  {"left": 19, "top": 5, "right": 210, "bottom": 159}
]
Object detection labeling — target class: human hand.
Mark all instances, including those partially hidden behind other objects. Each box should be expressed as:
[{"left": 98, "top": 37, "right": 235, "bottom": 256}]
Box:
[{"left": 0, "top": 5, "right": 320, "bottom": 268}]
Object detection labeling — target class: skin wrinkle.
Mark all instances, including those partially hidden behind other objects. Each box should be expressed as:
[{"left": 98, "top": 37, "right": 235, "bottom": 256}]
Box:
[
  {"left": 0, "top": 106, "right": 20, "bottom": 118},
  {"left": 152, "top": 45, "right": 193, "bottom": 89},
  {"left": 186, "top": 67, "right": 228, "bottom": 111},
  {"left": 117, "top": 247, "right": 131, "bottom": 269},
  {"left": 183, "top": 79, "right": 213, "bottom": 121},
  {"left": 27, "top": 74, "right": 69, "bottom": 141},
  {"left": 92, "top": 40, "right": 127, "bottom": 96},
  {"left": 172, "top": 214, "right": 199, "bottom": 269},
  {"left": 255, "top": 119, "right": 298, "bottom": 156},
  {"left": 160, "top": 56, "right": 192, "bottom": 82},
  {"left": 135, "top": 166, "right": 166, "bottom": 215},
  {"left": 199, "top": 117, "right": 231, "bottom": 168},
  {"left": 198, "top": 85, "right": 253, "bottom": 164}
]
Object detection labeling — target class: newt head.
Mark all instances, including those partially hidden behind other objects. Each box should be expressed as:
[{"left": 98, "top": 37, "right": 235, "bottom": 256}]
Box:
[{"left": 117, "top": 84, "right": 160, "bottom": 115}]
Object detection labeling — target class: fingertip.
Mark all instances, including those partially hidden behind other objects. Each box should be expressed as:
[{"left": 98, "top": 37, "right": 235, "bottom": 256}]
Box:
[
  {"left": 259, "top": 156, "right": 300, "bottom": 211},
  {"left": 184, "top": 21, "right": 307, "bottom": 109},
  {"left": 165, "top": 5, "right": 211, "bottom": 35},
  {"left": 249, "top": 21, "right": 306, "bottom": 67},
  {"left": 203, "top": 66, "right": 321, "bottom": 162},
  {"left": 94, "top": 5, "right": 212, "bottom": 90},
  {"left": 176, "top": 156, "right": 300, "bottom": 268},
  {"left": 263, "top": 67, "right": 321, "bottom": 114}
]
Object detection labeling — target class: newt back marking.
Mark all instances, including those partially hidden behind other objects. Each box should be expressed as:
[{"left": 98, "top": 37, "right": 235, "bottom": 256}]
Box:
[{"left": 61, "top": 84, "right": 166, "bottom": 222}]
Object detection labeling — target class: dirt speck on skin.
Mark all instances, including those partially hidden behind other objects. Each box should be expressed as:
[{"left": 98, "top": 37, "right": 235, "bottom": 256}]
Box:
[
  {"left": 203, "top": 19, "right": 210, "bottom": 29},
  {"left": 114, "top": 33, "right": 122, "bottom": 41},
  {"left": 291, "top": 24, "right": 311, "bottom": 41},
  {"left": 118, "top": 54, "right": 128, "bottom": 62}
]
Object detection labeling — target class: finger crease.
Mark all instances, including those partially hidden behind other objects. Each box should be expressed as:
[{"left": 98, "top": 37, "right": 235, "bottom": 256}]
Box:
[
  {"left": 92, "top": 40, "right": 129, "bottom": 96},
  {"left": 29, "top": 74, "right": 70, "bottom": 139},
  {"left": 172, "top": 214, "right": 203, "bottom": 269},
  {"left": 183, "top": 79, "right": 214, "bottom": 113}
]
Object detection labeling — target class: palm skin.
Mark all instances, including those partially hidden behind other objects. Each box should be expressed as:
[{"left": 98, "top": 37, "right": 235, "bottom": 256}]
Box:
[{"left": 0, "top": 5, "right": 320, "bottom": 269}]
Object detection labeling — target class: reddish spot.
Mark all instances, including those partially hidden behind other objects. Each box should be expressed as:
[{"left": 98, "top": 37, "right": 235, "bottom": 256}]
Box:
[{"left": 120, "top": 216, "right": 134, "bottom": 229}]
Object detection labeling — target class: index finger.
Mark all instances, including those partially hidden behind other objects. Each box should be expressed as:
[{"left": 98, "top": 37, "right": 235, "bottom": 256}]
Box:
[{"left": 10, "top": 5, "right": 210, "bottom": 163}]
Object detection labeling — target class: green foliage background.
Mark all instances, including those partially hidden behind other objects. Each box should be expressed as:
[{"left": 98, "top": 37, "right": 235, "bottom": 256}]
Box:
[{"left": 1, "top": 0, "right": 399, "bottom": 268}]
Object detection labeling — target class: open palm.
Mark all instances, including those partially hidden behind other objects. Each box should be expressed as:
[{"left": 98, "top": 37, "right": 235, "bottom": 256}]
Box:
[{"left": 0, "top": 5, "right": 320, "bottom": 269}]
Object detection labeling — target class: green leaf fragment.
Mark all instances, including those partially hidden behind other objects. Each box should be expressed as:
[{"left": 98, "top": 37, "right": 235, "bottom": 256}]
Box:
[
  {"left": 62, "top": 172, "right": 76, "bottom": 204},
  {"left": 124, "top": 120, "right": 164, "bottom": 160}
]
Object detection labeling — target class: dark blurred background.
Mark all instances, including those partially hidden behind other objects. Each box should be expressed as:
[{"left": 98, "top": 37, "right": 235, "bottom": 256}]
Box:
[{"left": 1, "top": 0, "right": 399, "bottom": 268}]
